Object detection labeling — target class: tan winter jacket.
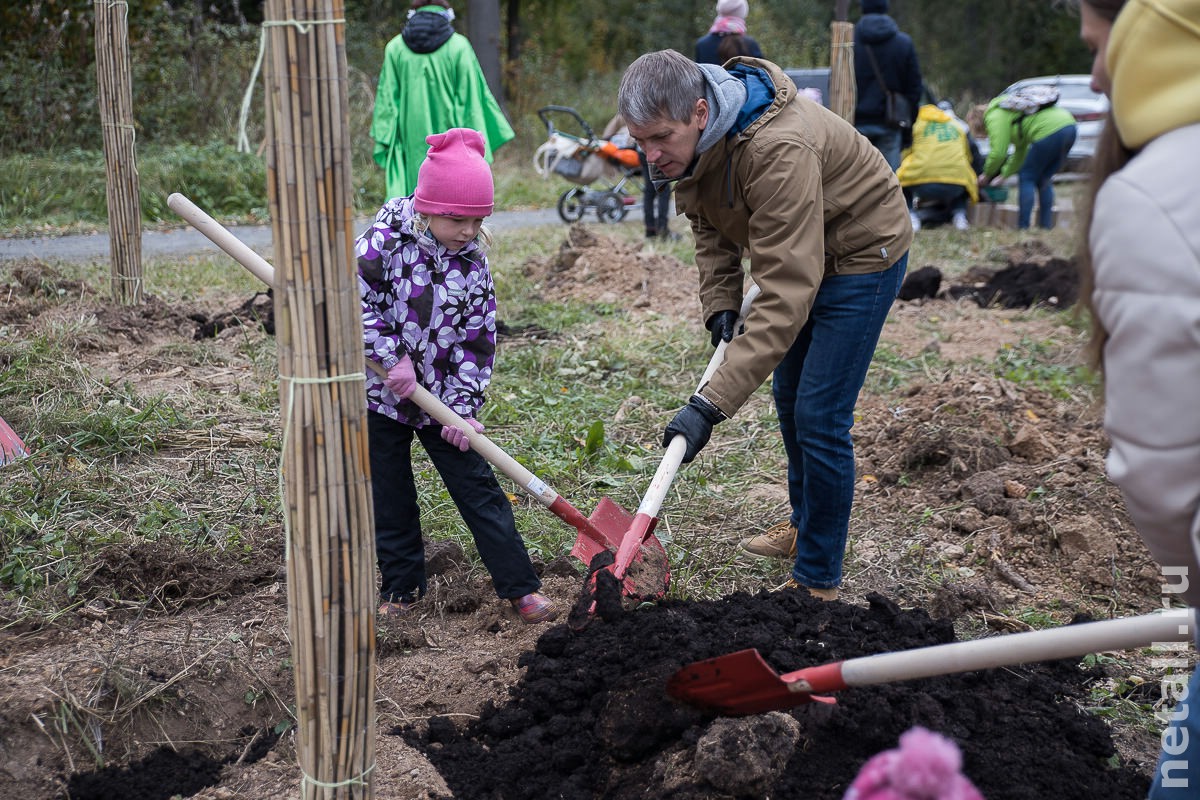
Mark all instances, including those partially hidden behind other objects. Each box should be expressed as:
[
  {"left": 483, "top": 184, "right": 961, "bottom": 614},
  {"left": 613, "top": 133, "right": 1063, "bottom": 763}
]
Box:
[{"left": 673, "top": 58, "right": 912, "bottom": 416}]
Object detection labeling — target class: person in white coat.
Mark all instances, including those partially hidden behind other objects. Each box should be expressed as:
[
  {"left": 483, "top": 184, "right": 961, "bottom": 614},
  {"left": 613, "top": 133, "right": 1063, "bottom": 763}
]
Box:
[{"left": 1079, "top": 0, "right": 1200, "bottom": 794}]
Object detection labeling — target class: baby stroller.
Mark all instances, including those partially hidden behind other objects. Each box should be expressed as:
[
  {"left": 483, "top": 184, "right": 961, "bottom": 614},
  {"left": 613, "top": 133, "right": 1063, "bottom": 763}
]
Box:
[{"left": 533, "top": 105, "right": 642, "bottom": 224}]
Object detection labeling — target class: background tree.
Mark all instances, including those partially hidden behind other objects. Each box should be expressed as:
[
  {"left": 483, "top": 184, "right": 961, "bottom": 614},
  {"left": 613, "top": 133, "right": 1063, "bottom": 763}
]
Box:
[
  {"left": 467, "top": 0, "right": 506, "bottom": 108},
  {"left": 0, "top": 1, "right": 1094, "bottom": 154}
]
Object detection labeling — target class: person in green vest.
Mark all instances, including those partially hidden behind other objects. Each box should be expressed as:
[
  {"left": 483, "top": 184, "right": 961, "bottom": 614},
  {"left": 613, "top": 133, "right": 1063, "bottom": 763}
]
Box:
[{"left": 371, "top": 1, "right": 515, "bottom": 201}]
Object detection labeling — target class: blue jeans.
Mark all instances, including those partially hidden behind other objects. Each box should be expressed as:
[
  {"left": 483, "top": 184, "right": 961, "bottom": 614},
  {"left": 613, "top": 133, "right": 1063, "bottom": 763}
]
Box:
[
  {"left": 367, "top": 411, "right": 541, "bottom": 603},
  {"left": 772, "top": 255, "right": 907, "bottom": 589},
  {"left": 1017, "top": 125, "right": 1076, "bottom": 229},
  {"left": 855, "top": 123, "right": 903, "bottom": 171},
  {"left": 1150, "top": 663, "right": 1200, "bottom": 798},
  {"left": 906, "top": 183, "right": 969, "bottom": 222}
]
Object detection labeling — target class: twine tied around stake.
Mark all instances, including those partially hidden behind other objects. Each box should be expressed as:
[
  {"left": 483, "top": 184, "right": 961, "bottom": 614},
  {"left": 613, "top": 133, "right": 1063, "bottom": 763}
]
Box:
[
  {"left": 300, "top": 761, "right": 376, "bottom": 798},
  {"left": 237, "top": 17, "right": 346, "bottom": 153},
  {"left": 101, "top": 122, "right": 139, "bottom": 176},
  {"left": 276, "top": 369, "right": 366, "bottom": 554}
]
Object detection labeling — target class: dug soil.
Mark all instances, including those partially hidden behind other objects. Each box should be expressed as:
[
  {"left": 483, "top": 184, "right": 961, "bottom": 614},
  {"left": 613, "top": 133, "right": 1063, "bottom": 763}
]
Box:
[
  {"left": 407, "top": 589, "right": 1150, "bottom": 799},
  {"left": 0, "top": 227, "right": 1188, "bottom": 799}
]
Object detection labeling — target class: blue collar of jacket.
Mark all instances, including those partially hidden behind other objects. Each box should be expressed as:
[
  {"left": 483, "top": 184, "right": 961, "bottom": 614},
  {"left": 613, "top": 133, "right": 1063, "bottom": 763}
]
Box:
[
  {"left": 646, "top": 62, "right": 777, "bottom": 194},
  {"left": 729, "top": 63, "right": 776, "bottom": 136}
]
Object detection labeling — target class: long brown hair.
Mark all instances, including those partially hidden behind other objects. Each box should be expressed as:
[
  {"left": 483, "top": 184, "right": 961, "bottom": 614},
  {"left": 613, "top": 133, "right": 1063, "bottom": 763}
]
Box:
[
  {"left": 717, "top": 33, "right": 753, "bottom": 64},
  {"left": 1076, "top": 0, "right": 1133, "bottom": 369}
]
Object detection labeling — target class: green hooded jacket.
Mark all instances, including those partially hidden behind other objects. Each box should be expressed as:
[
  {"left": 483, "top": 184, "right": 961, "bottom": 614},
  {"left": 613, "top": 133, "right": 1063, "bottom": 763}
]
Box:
[
  {"left": 371, "top": 14, "right": 514, "bottom": 200},
  {"left": 980, "top": 96, "right": 1076, "bottom": 179}
]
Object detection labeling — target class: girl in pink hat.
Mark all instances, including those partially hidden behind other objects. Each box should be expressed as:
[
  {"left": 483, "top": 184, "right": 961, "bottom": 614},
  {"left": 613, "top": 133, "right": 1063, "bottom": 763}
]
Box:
[{"left": 356, "top": 127, "right": 557, "bottom": 625}]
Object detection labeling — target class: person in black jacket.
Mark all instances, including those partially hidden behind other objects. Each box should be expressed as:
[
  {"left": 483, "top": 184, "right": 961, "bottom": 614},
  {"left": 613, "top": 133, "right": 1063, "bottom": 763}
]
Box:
[
  {"left": 852, "top": 0, "right": 923, "bottom": 170},
  {"left": 694, "top": 0, "right": 763, "bottom": 65}
]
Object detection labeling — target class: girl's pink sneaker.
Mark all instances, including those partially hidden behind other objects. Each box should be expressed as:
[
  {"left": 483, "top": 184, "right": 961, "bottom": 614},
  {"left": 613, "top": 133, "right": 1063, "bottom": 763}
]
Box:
[
  {"left": 378, "top": 600, "right": 416, "bottom": 617},
  {"left": 511, "top": 593, "right": 558, "bottom": 624}
]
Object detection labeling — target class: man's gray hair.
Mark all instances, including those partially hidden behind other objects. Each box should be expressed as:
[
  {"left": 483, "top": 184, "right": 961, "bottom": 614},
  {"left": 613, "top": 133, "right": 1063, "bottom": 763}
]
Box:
[{"left": 617, "top": 50, "right": 706, "bottom": 127}]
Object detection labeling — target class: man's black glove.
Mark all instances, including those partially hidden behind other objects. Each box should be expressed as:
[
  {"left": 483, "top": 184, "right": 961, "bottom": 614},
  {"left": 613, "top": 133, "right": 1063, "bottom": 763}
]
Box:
[
  {"left": 705, "top": 309, "right": 738, "bottom": 348},
  {"left": 664, "top": 394, "right": 726, "bottom": 463}
]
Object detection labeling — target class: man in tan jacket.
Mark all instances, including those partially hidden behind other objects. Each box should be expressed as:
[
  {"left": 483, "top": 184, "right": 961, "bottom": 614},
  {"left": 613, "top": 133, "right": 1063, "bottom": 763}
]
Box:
[{"left": 618, "top": 49, "right": 911, "bottom": 601}]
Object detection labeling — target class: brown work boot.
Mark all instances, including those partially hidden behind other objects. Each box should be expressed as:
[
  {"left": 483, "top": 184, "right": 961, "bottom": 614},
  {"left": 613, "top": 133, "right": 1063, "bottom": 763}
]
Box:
[
  {"left": 778, "top": 577, "right": 839, "bottom": 602},
  {"left": 740, "top": 521, "right": 798, "bottom": 559}
]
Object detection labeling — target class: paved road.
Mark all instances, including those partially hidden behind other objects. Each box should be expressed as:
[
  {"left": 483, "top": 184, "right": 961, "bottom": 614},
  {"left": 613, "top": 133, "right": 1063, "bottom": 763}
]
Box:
[{"left": 0, "top": 206, "right": 603, "bottom": 263}]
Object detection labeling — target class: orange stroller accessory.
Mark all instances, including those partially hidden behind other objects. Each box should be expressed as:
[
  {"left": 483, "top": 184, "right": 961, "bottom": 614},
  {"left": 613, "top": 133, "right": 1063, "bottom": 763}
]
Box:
[{"left": 534, "top": 106, "right": 642, "bottom": 223}]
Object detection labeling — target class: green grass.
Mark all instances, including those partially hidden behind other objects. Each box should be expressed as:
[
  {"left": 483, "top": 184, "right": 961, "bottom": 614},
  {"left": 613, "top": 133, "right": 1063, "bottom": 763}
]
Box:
[
  {"left": 863, "top": 343, "right": 951, "bottom": 394},
  {"left": 0, "top": 143, "right": 574, "bottom": 237},
  {"left": 0, "top": 145, "right": 268, "bottom": 234},
  {"left": 992, "top": 335, "right": 1099, "bottom": 400},
  {"left": 0, "top": 158, "right": 1101, "bottom": 613}
]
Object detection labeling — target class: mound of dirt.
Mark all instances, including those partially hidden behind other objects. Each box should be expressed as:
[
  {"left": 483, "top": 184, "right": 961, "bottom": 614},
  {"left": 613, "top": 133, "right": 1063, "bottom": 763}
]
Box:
[
  {"left": 901, "top": 241, "right": 1080, "bottom": 310},
  {"left": 522, "top": 224, "right": 701, "bottom": 315},
  {"left": 402, "top": 590, "right": 1149, "bottom": 799}
]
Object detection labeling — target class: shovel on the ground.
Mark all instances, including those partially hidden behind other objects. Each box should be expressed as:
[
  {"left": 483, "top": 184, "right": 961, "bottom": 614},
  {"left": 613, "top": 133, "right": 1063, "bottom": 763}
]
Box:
[
  {"left": 667, "top": 609, "right": 1195, "bottom": 716},
  {"left": 0, "top": 415, "right": 30, "bottom": 466},
  {"left": 166, "top": 192, "right": 669, "bottom": 595}
]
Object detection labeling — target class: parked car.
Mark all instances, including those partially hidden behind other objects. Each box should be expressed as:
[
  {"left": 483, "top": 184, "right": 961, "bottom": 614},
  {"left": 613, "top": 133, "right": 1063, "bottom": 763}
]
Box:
[
  {"left": 784, "top": 68, "right": 831, "bottom": 108},
  {"left": 975, "top": 74, "right": 1109, "bottom": 173}
]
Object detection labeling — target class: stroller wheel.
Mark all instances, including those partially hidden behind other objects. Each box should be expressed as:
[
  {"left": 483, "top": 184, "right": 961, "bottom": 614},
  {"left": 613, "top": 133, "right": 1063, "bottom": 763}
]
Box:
[
  {"left": 596, "top": 192, "right": 628, "bottom": 224},
  {"left": 557, "top": 188, "right": 586, "bottom": 223}
]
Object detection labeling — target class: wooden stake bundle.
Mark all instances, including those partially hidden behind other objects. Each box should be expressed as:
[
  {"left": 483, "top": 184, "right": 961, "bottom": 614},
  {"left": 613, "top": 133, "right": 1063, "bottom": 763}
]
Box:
[
  {"left": 93, "top": 0, "right": 143, "bottom": 304},
  {"left": 829, "top": 0, "right": 856, "bottom": 124},
  {"left": 262, "top": 2, "right": 375, "bottom": 797}
]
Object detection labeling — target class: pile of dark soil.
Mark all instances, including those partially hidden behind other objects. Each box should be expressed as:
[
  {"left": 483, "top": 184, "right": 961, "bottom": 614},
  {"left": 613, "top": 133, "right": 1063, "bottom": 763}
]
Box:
[
  {"left": 401, "top": 589, "right": 1149, "bottom": 800},
  {"left": 899, "top": 241, "right": 1080, "bottom": 311}
]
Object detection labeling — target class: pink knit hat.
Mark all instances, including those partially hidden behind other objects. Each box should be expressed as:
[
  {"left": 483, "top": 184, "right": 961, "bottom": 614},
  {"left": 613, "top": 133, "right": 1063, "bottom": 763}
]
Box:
[
  {"left": 717, "top": 0, "right": 748, "bottom": 18},
  {"left": 413, "top": 128, "right": 494, "bottom": 217},
  {"left": 844, "top": 727, "right": 985, "bottom": 800}
]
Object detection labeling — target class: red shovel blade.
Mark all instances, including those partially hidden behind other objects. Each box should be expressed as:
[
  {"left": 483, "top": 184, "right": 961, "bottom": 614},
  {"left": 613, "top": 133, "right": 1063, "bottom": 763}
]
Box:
[
  {"left": 569, "top": 496, "right": 633, "bottom": 562},
  {"left": 570, "top": 496, "right": 669, "bottom": 600},
  {"left": 0, "top": 415, "right": 30, "bottom": 466},
  {"left": 667, "top": 649, "right": 838, "bottom": 716}
]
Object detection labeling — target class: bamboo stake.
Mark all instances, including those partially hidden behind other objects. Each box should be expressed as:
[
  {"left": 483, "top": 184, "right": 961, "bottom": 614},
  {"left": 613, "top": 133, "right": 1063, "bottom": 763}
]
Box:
[
  {"left": 829, "top": 0, "right": 856, "bottom": 123},
  {"left": 93, "top": 0, "right": 143, "bottom": 304},
  {"left": 262, "top": 2, "right": 375, "bottom": 797}
]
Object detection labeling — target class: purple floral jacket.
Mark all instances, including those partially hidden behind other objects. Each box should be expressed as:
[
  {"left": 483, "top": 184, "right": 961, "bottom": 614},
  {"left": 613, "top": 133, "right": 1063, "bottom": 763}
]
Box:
[{"left": 356, "top": 197, "right": 496, "bottom": 427}]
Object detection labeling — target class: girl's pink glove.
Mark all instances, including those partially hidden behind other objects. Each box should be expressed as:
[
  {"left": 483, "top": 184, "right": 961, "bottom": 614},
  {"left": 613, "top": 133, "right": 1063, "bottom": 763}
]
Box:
[
  {"left": 383, "top": 354, "right": 416, "bottom": 399},
  {"left": 441, "top": 418, "right": 484, "bottom": 452}
]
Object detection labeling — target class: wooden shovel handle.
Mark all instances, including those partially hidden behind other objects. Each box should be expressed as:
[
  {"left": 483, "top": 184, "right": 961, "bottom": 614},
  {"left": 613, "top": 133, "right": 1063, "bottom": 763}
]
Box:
[
  {"left": 785, "top": 610, "right": 1195, "bottom": 695},
  {"left": 636, "top": 283, "right": 761, "bottom": 519},
  {"left": 168, "top": 191, "right": 567, "bottom": 511},
  {"left": 408, "top": 386, "right": 566, "bottom": 508},
  {"left": 167, "top": 193, "right": 275, "bottom": 286}
]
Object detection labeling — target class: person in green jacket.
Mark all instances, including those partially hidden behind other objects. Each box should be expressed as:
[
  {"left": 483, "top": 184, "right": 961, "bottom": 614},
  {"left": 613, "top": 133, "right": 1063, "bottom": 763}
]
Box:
[
  {"left": 977, "top": 90, "right": 1077, "bottom": 229},
  {"left": 371, "top": 1, "right": 515, "bottom": 201}
]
